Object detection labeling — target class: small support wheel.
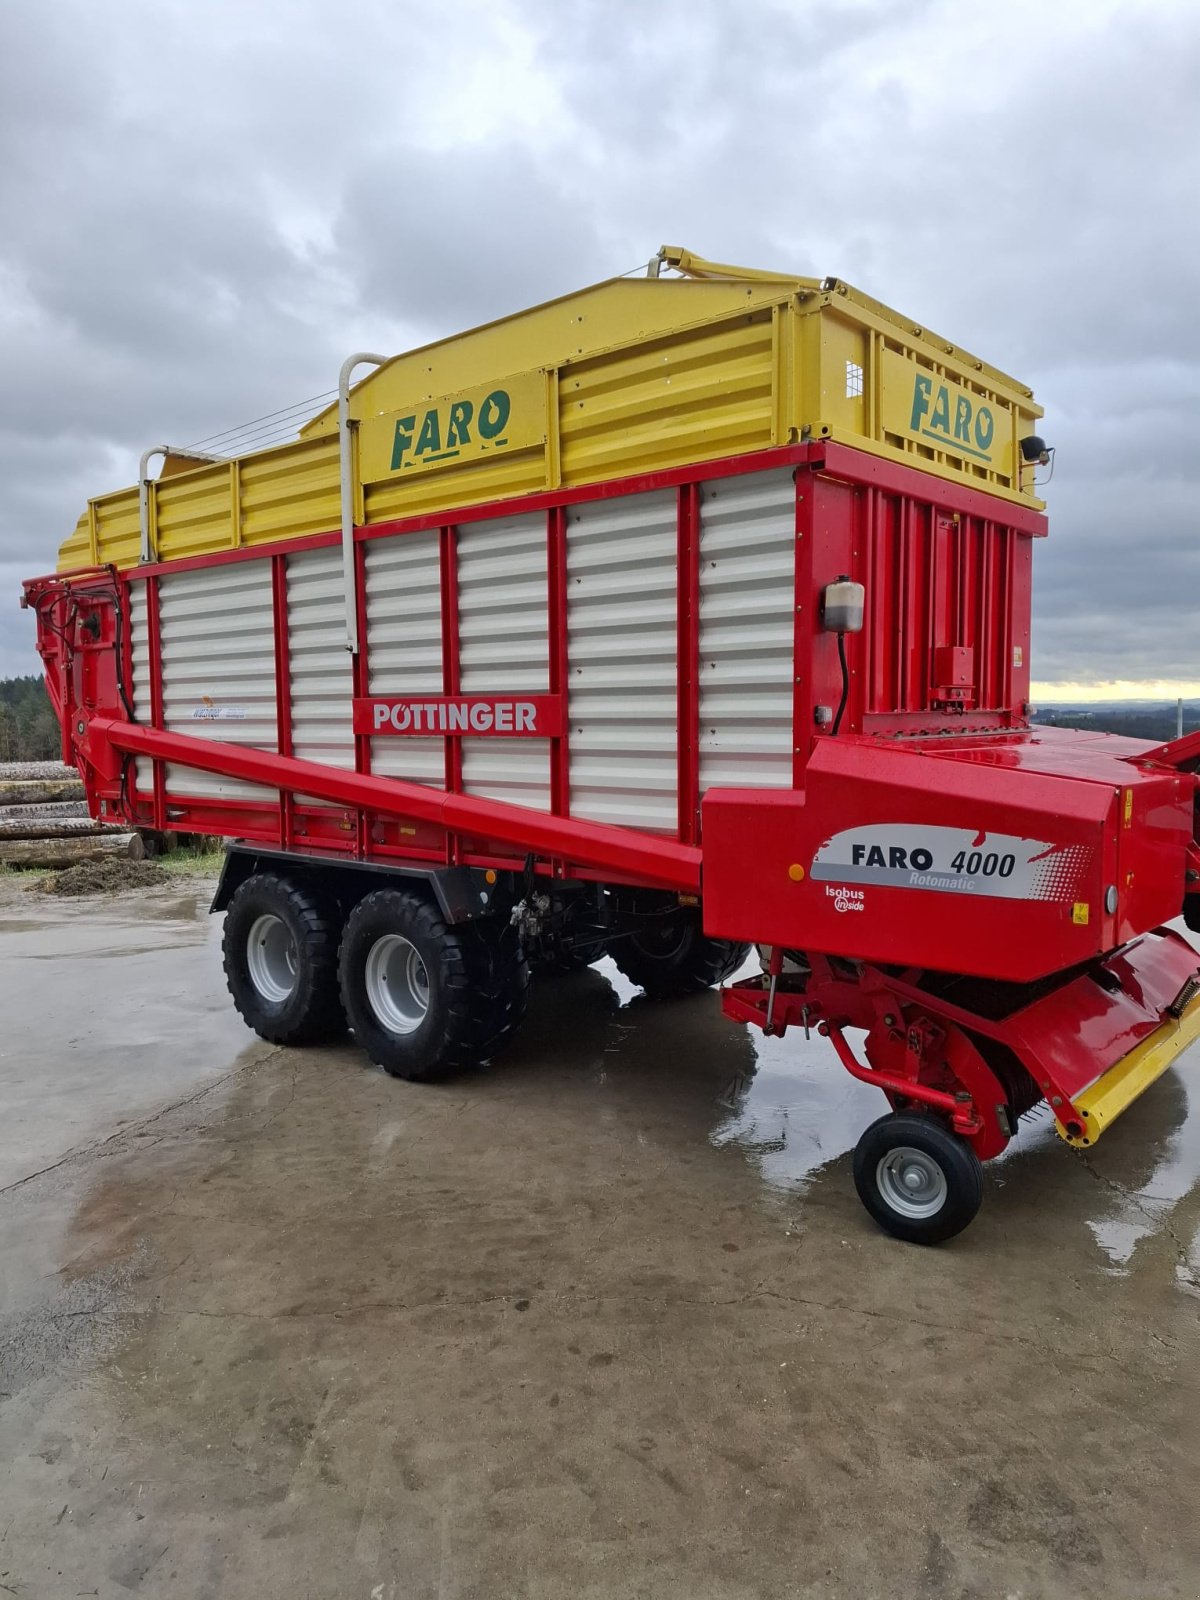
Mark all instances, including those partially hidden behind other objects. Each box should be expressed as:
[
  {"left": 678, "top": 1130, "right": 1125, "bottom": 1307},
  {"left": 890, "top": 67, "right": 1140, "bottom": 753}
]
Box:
[{"left": 852, "top": 1113, "right": 983, "bottom": 1245}]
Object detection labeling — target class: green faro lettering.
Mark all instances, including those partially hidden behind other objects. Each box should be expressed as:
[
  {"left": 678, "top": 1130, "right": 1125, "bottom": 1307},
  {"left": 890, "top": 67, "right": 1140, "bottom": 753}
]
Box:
[
  {"left": 478, "top": 389, "right": 510, "bottom": 440},
  {"left": 389, "top": 387, "right": 512, "bottom": 471},
  {"left": 909, "top": 373, "right": 995, "bottom": 459}
]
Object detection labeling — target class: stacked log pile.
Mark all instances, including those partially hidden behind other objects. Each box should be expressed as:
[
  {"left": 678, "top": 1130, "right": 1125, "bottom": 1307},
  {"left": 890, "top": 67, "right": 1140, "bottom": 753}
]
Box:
[{"left": 0, "top": 763, "right": 144, "bottom": 867}]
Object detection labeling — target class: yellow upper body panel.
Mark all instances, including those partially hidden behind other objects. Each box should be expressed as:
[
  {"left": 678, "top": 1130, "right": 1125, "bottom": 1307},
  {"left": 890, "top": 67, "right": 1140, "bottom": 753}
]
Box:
[{"left": 61, "top": 250, "right": 1043, "bottom": 573}]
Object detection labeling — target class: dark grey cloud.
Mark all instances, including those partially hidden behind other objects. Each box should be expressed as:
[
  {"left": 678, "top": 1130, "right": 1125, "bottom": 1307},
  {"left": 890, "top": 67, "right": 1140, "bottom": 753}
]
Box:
[{"left": 2, "top": 0, "right": 1198, "bottom": 690}]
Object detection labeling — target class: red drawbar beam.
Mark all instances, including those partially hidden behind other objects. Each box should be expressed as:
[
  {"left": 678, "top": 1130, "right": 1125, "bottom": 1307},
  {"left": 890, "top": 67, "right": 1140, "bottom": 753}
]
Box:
[
  {"left": 93, "top": 718, "right": 702, "bottom": 893},
  {"left": 677, "top": 482, "right": 700, "bottom": 844}
]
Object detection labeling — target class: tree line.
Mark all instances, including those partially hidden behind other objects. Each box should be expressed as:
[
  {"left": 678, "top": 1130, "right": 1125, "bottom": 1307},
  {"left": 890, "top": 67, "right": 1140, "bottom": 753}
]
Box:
[
  {"left": 1033, "top": 708, "right": 1197, "bottom": 742},
  {"left": 2, "top": 669, "right": 1193, "bottom": 767},
  {"left": 0, "top": 676, "right": 61, "bottom": 763}
]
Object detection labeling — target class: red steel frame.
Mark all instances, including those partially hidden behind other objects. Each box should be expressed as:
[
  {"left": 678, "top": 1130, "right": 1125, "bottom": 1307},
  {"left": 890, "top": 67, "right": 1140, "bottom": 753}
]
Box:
[
  {"left": 271, "top": 554, "right": 295, "bottom": 851},
  {"left": 28, "top": 439, "right": 1048, "bottom": 889},
  {"left": 439, "top": 523, "right": 462, "bottom": 863},
  {"left": 144, "top": 574, "right": 166, "bottom": 832},
  {"left": 547, "top": 505, "right": 570, "bottom": 879},
  {"left": 676, "top": 480, "right": 701, "bottom": 845}
]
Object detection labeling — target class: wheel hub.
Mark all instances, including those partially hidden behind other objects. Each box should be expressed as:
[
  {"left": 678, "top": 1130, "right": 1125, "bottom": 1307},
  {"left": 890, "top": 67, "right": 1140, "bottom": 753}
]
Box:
[
  {"left": 364, "top": 933, "right": 431, "bottom": 1036},
  {"left": 246, "top": 913, "right": 298, "bottom": 1005},
  {"left": 875, "top": 1146, "right": 948, "bottom": 1220}
]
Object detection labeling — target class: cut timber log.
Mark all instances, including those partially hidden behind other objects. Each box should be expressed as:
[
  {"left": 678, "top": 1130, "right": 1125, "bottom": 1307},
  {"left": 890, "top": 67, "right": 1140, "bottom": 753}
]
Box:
[
  {"left": 0, "top": 778, "right": 86, "bottom": 807},
  {"left": 0, "top": 832, "right": 144, "bottom": 869},
  {"left": 0, "top": 800, "right": 89, "bottom": 820},
  {"left": 0, "top": 817, "right": 129, "bottom": 841},
  {"left": 0, "top": 762, "right": 77, "bottom": 782}
]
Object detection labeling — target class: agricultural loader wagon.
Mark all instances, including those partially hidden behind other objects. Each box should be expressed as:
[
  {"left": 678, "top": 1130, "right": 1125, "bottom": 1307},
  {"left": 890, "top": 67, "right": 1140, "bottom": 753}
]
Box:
[{"left": 24, "top": 246, "right": 1200, "bottom": 1242}]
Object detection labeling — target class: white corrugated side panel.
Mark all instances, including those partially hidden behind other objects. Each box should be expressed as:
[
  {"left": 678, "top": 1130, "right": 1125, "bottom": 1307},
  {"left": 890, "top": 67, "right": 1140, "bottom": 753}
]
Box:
[
  {"left": 698, "top": 468, "right": 796, "bottom": 792},
  {"left": 458, "top": 510, "right": 550, "bottom": 810},
  {"left": 287, "top": 547, "right": 354, "bottom": 769},
  {"left": 158, "top": 561, "right": 278, "bottom": 800},
  {"left": 567, "top": 490, "right": 678, "bottom": 831},
  {"left": 365, "top": 531, "right": 444, "bottom": 784},
  {"left": 128, "top": 582, "right": 151, "bottom": 798}
]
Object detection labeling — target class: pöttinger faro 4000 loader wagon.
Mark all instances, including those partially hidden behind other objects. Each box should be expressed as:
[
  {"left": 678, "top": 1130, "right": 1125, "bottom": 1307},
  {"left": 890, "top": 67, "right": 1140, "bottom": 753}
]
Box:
[{"left": 24, "top": 247, "right": 1200, "bottom": 1242}]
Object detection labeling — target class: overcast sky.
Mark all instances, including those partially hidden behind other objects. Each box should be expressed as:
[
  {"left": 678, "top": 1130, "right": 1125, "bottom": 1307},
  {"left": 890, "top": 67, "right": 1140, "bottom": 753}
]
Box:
[{"left": 2, "top": 0, "right": 1198, "bottom": 695}]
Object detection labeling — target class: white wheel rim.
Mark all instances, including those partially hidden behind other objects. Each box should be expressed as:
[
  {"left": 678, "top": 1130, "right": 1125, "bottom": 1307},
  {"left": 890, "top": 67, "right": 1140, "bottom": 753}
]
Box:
[
  {"left": 875, "top": 1146, "right": 948, "bottom": 1220},
  {"left": 246, "top": 913, "right": 298, "bottom": 1005},
  {"left": 364, "top": 933, "right": 430, "bottom": 1036}
]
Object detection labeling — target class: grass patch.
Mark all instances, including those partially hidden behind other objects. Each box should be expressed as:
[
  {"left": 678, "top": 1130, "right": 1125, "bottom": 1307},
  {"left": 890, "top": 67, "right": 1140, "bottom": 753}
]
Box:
[
  {"left": 0, "top": 842, "right": 223, "bottom": 891},
  {"left": 158, "top": 846, "right": 224, "bottom": 877}
]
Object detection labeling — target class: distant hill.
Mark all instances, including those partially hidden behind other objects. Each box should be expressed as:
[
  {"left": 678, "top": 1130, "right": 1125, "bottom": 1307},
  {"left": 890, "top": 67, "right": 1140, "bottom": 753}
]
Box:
[
  {"left": 1031, "top": 703, "right": 1197, "bottom": 742},
  {"left": 0, "top": 675, "right": 60, "bottom": 762}
]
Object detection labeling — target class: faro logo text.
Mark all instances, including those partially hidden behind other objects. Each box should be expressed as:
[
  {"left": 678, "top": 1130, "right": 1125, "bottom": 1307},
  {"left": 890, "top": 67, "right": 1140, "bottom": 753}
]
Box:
[
  {"left": 909, "top": 374, "right": 995, "bottom": 461},
  {"left": 389, "top": 389, "right": 512, "bottom": 471}
]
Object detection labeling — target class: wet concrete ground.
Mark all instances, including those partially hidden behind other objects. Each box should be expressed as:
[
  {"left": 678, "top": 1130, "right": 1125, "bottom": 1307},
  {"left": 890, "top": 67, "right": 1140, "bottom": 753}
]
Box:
[{"left": 0, "top": 880, "right": 1198, "bottom": 1599}]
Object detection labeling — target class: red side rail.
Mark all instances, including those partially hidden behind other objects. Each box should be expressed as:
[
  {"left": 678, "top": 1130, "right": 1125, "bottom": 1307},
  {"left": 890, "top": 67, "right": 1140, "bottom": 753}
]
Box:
[{"left": 90, "top": 716, "right": 702, "bottom": 894}]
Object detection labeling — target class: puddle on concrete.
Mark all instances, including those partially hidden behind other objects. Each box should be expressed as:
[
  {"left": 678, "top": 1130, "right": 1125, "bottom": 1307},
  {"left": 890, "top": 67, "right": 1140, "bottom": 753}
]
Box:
[
  {"left": 0, "top": 889, "right": 205, "bottom": 936},
  {"left": 593, "top": 953, "right": 874, "bottom": 1189},
  {"left": 591, "top": 951, "right": 1200, "bottom": 1280},
  {"left": 708, "top": 1025, "right": 883, "bottom": 1189},
  {"left": 590, "top": 955, "right": 641, "bottom": 1009},
  {"left": 1084, "top": 1075, "right": 1200, "bottom": 1280},
  {"left": 0, "top": 889, "right": 256, "bottom": 1191}
]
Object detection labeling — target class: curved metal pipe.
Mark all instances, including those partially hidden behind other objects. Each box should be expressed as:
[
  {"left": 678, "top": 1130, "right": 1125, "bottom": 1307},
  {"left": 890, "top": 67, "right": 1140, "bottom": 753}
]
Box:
[
  {"left": 138, "top": 444, "right": 222, "bottom": 563},
  {"left": 339, "top": 352, "right": 388, "bottom": 653},
  {"left": 138, "top": 447, "right": 169, "bottom": 564}
]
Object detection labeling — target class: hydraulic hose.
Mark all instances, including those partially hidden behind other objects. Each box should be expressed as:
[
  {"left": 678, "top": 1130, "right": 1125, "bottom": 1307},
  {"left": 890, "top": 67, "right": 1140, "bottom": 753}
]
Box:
[{"left": 831, "top": 631, "right": 849, "bottom": 736}]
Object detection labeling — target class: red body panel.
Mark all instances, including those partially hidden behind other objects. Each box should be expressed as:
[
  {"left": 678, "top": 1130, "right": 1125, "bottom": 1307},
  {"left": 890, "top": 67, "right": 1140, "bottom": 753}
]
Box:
[
  {"left": 26, "top": 442, "right": 1055, "bottom": 888},
  {"left": 701, "top": 731, "right": 1192, "bottom": 983}
]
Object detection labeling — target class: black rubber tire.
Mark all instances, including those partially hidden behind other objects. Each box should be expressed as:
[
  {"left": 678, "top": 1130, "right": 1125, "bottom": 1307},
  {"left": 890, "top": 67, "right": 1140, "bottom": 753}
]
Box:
[
  {"left": 222, "top": 872, "right": 345, "bottom": 1046},
  {"left": 613, "top": 914, "right": 749, "bottom": 998},
  {"left": 852, "top": 1113, "right": 984, "bottom": 1245},
  {"left": 339, "top": 889, "right": 529, "bottom": 1081},
  {"left": 464, "top": 912, "right": 531, "bottom": 1064}
]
